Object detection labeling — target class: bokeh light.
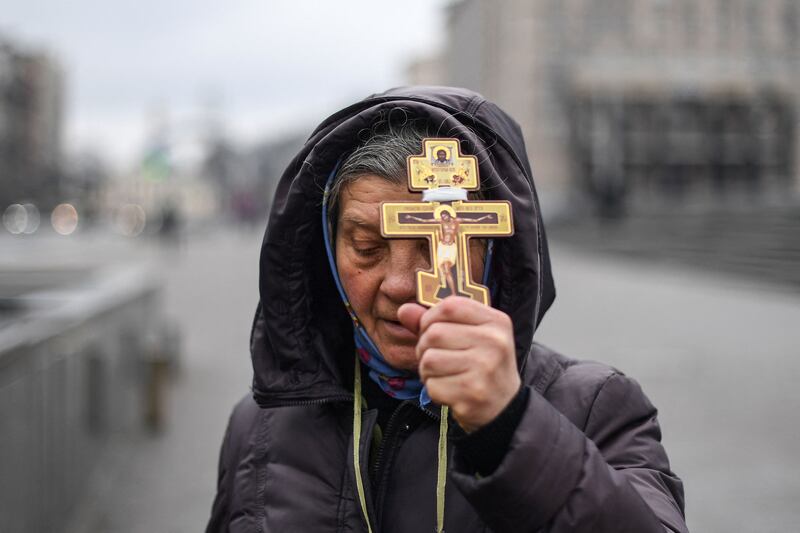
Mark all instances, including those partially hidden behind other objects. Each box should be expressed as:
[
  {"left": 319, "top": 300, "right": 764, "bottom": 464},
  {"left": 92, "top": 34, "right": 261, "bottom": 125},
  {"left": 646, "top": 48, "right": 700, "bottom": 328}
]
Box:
[
  {"left": 2, "top": 204, "right": 27, "bottom": 234},
  {"left": 51, "top": 203, "right": 79, "bottom": 235},
  {"left": 113, "top": 203, "right": 147, "bottom": 237},
  {"left": 21, "top": 203, "right": 40, "bottom": 234}
]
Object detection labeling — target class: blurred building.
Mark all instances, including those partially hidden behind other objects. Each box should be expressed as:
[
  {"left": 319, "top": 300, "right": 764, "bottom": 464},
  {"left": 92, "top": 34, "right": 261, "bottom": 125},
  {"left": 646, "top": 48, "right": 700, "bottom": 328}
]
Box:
[
  {"left": 406, "top": 55, "right": 448, "bottom": 87},
  {"left": 100, "top": 108, "right": 300, "bottom": 234},
  {"left": 0, "top": 36, "right": 64, "bottom": 210},
  {"left": 412, "top": 0, "right": 800, "bottom": 215}
]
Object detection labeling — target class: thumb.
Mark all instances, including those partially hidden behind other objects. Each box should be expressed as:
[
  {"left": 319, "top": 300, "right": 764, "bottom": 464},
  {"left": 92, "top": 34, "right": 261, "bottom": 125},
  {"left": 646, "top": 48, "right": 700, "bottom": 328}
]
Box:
[{"left": 397, "top": 302, "right": 426, "bottom": 335}]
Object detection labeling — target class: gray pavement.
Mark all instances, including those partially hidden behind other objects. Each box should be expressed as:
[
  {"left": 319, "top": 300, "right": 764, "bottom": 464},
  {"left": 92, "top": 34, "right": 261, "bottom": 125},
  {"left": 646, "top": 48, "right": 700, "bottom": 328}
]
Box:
[
  {"left": 63, "top": 227, "right": 259, "bottom": 533},
  {"left": 62, "top": 228, "right": 800, "bottom": 533},
  {"left": 535, "top": 245, "right": 800, "bottom": 533}
]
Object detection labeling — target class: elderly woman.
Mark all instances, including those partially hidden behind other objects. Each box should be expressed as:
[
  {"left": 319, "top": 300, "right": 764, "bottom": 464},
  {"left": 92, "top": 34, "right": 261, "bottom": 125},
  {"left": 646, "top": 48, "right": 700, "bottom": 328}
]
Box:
[{"left": 206, "top": 87, "right": 688, "bottom": 533}]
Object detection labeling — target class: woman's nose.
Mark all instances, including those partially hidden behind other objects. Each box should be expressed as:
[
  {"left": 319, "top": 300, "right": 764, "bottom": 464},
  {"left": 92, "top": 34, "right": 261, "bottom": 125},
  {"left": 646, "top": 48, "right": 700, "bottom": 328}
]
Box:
[{"left": 380, "top": 239, "right": 430, "bottom": 303}]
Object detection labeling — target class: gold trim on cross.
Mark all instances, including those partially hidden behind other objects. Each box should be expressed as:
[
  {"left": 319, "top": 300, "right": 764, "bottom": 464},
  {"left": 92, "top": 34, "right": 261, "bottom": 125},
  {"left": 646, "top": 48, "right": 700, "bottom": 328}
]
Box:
[
  {"left": 407, "top": 138, "right": 479, "bottom": 190},
  {"left": 380, "top": 138, "right": 514, "bottom": 307}
]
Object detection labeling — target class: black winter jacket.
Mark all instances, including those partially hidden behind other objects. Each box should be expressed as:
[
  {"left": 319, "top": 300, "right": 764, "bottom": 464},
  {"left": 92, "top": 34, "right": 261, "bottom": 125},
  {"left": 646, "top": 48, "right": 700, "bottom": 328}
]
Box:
[{"left": 206, "top": 86, "right": 687, "bottom": 532}]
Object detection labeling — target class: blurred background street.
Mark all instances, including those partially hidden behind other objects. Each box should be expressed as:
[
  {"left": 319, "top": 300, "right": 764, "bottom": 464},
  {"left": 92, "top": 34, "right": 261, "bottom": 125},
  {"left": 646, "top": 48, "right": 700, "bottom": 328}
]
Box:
[
  {"left": 20, "top": 226, "right": 797, "bottom": 533},
  {"left": 2, "top": 1, "right": 799, "bottom": 532}
]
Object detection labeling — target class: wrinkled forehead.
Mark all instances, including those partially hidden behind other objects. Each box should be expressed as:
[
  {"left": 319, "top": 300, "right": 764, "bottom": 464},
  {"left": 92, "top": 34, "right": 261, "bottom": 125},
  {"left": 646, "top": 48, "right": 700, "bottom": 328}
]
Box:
[{"left": 336, "top": 175, "right": 417, "bottom": 227}]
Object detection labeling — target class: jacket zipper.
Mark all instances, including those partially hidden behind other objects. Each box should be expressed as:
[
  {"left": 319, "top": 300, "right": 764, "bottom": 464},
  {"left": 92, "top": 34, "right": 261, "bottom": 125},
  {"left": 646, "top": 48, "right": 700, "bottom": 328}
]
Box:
[
  {"left": 253, "top": 393, "right": 353, "bottom": 409},
  {"left": 370, "top": 402, "right": 410, "bottom": 485},
  {"left": 370, "top": 401, "right": 419, "bottom": 525},
  {"left": 371, "top": 401, "right": 443, "bottom": 485}
]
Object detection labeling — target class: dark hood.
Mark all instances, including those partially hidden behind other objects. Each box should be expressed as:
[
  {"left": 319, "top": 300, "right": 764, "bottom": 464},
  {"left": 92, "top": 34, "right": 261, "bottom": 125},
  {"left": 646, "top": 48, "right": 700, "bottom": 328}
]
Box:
[{"left": 250, "top": 86, "right": 555, "bottom": 407}]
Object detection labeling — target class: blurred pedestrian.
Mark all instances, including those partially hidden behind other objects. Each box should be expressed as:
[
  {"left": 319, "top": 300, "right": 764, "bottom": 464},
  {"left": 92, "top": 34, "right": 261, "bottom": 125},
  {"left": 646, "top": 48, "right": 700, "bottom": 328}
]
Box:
[{"left": 159, "top": 200, "right": 182, "bottom": 247}]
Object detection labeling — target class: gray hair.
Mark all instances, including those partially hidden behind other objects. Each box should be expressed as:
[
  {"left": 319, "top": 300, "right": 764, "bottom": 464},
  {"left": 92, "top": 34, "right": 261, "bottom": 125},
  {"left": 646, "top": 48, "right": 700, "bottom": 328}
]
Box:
[
  {"left": 328, "top": 114, "right": 431, "bottom": 212},
  {"left": 326, "top": 110, "right": 489, "bottom": 265},
  {"left": 327, "top": 111, "right": 483, "bottom": 218}
]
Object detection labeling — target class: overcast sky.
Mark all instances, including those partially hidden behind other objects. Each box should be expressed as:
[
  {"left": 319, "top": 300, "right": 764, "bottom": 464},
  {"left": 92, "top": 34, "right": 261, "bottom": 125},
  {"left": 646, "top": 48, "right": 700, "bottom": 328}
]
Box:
[{"left": 1, "top": 0, "right": 448, "bottom": 169}]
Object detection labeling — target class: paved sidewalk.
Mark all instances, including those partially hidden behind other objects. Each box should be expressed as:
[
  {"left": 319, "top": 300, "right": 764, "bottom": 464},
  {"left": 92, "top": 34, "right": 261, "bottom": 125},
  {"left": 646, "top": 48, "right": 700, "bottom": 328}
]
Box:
[
  {"left": 536, "top": 245, "right": 800, "bottom": 533},
  {"left": 64, "top": 230, "right": 800, "bottom": 533},
  {"left": 64, "top": 227, "right": 260, "bottom": 533}
]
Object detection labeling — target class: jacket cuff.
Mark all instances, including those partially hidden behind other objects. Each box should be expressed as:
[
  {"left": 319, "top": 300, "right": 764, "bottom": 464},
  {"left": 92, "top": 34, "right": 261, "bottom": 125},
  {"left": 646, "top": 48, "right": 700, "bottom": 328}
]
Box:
[{"left": 450, "top": 386, "right": 529, "bottom": 476}]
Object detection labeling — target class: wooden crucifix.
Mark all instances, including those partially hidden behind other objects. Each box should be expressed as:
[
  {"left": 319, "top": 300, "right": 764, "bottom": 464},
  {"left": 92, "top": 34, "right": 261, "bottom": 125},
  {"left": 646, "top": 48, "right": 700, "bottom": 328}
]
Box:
[{"left": 380, "top": 138, "right": 514, "bottom": 307}]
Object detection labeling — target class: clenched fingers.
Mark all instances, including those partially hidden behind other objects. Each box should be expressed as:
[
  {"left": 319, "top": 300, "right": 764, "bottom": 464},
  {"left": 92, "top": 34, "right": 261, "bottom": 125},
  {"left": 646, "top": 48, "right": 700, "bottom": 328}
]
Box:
[
  {"left": 419, "top": 296, "right": 510, "bottom": 335},
  {"left": 418, "top": 348, "right": 473, "bottom": 380},
  {"left": 415, "top": 322, "right": 489, "bottom": 357}
]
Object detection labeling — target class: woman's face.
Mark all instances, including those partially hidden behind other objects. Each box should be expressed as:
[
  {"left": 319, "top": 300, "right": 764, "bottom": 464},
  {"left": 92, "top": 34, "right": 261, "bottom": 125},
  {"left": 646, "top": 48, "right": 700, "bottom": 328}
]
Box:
[{"left": 335, "top": 175, "right": 484, "bottom": 371}]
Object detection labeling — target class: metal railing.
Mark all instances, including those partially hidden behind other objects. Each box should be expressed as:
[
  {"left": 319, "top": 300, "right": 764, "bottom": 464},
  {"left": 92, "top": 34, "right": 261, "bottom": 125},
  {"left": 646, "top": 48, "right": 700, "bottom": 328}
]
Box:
[{"left": 0, "top": 265, "right": 167, "bottom": 533}]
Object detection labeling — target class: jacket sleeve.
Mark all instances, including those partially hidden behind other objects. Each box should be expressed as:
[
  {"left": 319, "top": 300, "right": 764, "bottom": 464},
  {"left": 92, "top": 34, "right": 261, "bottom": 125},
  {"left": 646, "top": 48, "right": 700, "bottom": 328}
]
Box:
[
  {"left": 205, "top": 394, "right": 259, "bottom": 533},
  {"left": 206, "top": 411, "right": 236, "bottom": 533},
  {"left": 449, "top": 373, "right": 687, "bottom": 533}
]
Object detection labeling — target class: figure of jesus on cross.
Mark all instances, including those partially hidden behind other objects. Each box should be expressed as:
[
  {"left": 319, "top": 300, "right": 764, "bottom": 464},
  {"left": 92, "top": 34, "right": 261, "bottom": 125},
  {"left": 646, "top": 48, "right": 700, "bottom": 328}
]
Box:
[
  {"left": 381, "top": 138, "right": 514, "bottom": 308},
  {"left": 399, "top": 205, "right": 496, "bottom": 299}
]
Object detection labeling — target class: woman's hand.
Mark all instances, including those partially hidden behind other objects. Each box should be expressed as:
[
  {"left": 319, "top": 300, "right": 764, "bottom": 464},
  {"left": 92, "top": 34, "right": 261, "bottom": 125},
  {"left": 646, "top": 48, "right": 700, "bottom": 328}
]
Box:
[{"left": 398, "top": 297, "right": 520, "bottom": 432}]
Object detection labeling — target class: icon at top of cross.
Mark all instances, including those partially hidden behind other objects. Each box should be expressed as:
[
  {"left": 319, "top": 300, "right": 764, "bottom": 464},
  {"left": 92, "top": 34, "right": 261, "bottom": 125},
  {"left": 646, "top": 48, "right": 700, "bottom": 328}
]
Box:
[{"left": 407, "top": 138, "right": 479, "bottom": 191}]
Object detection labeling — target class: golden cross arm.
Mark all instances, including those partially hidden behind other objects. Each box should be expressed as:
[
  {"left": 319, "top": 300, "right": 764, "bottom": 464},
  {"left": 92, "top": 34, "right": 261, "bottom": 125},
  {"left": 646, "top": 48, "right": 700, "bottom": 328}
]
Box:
[{"left": 381, "top": 200, "right": 513, "bottom": 307}]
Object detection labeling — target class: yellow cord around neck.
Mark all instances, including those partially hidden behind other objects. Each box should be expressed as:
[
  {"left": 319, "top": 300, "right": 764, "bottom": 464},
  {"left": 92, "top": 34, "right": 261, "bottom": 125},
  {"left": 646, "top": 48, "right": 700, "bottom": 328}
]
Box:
[
  {"left": 353, "top": 358, "right": 374, "bottom": 533},
  {"left": 352, "top": 354, "right": 448, "bottom": 533},
  {"left": 436, "top": 404, "right": 449, "bottom": 533}
]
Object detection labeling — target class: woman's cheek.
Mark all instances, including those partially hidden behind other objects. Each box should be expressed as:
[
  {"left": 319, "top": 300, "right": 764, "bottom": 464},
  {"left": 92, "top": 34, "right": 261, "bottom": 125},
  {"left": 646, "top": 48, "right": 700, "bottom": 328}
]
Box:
[{"left": 339, "top": 258, "right": 377, "bottom": 312}]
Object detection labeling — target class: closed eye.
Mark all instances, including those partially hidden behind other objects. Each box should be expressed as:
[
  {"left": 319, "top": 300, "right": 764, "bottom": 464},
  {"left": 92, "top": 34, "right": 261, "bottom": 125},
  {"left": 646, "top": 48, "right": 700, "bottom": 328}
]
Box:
[{"left": 354, "top": 246, "right": 381, "bottom": 257}]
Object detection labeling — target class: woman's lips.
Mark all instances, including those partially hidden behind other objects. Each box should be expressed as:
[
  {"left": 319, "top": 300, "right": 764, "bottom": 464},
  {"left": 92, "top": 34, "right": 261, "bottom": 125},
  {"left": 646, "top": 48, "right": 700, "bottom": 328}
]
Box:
[{"left": 379, "top": 318, "right": 417, "bottom": 342}]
